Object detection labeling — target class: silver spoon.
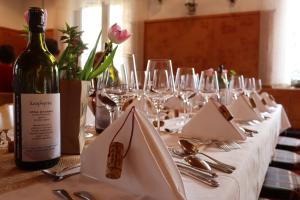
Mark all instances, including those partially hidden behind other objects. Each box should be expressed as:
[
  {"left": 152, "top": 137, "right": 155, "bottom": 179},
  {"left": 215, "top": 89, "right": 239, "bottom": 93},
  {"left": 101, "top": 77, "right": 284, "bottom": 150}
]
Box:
[
  {"left": 74, "top": 191, "right": 96, "bottom": 200},
  {"left": 53, "top": 189, "right": 74, "bottom": 200},
  {"left": 170, "top": 147, "right": 217, "bottom": 178},
  {"left": 179, "top": 139, "right": 236, "bottom": 171},
  {"left": 184, "top": 155, "right": 212, "bottom": 171}
]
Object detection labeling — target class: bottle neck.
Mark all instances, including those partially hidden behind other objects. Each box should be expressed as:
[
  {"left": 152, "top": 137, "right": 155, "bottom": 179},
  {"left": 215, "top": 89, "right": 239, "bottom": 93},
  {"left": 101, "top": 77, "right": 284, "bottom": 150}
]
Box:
[{"left": 28, "top": 31, "right": 47, "bottom": 51}]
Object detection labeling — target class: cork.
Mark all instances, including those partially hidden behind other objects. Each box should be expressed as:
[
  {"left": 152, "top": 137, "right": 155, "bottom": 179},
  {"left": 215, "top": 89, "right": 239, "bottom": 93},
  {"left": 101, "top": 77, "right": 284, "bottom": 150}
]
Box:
[{"left": 106, "top": 142, "right": 124, "bottom": 179}]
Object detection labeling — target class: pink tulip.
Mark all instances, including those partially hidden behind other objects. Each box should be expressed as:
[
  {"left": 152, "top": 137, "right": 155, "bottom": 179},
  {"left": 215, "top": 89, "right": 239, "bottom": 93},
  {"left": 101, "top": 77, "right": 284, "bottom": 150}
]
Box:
[
  {"left": 205, "top": 68, "right": 214, "bottom": 76},
  {"left": 108, "top": 23, "right": 131, "bottom": 44}
]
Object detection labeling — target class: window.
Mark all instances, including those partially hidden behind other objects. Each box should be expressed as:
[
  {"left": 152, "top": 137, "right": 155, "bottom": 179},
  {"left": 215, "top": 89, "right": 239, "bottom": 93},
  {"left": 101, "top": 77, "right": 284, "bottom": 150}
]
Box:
[{"left": 81, "top": 5, "right": 102, "bottom": 67}]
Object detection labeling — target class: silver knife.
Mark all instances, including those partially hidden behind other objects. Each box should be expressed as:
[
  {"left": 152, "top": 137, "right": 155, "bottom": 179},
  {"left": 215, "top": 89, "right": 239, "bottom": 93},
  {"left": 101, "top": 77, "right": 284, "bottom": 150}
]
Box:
[
  {"left": 53, "top": 189, "right": 74, "bottom": 200},
  {"left": 42, "top": 164, "right": 81, "bottom": 181}
]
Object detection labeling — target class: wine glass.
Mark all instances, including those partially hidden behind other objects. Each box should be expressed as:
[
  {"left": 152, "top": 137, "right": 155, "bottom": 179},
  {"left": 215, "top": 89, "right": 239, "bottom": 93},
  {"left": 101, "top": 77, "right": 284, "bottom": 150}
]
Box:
[
  {"left": 217, "top": 70, "right": 229, "bottom": 105},
  {"left": 175, "top": 67, "right": 197, "bottom": 121},
  {"left": 97, "top": 73, "right": 117, "bottom": 124},
  {"left": 198, "top": 69, "right": 219, "bottom": 103},
  {"left": 244, "top": 77, "right": 255, "bottom": 97},
  {"left": 143, "top": 59, "right": 175, "bottom": 131},
  {"left": 100, "top": 61, "right": 138, "bottom": 121},
  {"left": 255, "top": 78, "right": 262, "bottom": 93},
  {"left": 120, "top": 54, "right": 139, "bottom": 93},
  {"left": 229, "top": 75, "right": 244, "bottom": 99}
]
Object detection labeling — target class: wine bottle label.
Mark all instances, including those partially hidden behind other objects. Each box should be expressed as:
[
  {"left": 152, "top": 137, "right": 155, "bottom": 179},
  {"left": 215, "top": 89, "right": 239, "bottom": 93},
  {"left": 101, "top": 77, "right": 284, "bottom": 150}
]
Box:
[{"left": 20, "top": 93, "right": 60, "bottom": 162}]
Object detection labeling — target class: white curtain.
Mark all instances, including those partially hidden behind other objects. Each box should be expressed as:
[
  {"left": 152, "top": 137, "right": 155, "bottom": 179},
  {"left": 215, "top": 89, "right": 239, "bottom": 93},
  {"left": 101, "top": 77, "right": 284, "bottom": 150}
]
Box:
[
  {"left": 106, "top": 0, "right": 147, "bottom": 70},
  {"left": 260, "top": 0, "right": 300, "bottom": 86}
]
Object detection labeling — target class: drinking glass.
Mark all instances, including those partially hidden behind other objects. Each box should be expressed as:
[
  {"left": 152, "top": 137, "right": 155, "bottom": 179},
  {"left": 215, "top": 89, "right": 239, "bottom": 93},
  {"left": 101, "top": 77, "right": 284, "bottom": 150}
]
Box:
[
  {"left": 97, "top": 74, "right": 117, "bottom": 124},
  {"left": 175, "top": 67, "right": 197, "bottom": 121},
  {"left": 229, "top": 75, "right": 244, "bottom": 99},
  {"left": 120, "top": 54, "right": 139, "bottom": 95},
  {"left": 198, "top": 69, "right": 219, "bottom": 103},
  {"left": 100, "top": 61, "right": 138, "bottom": 122},
  {"left": 218, "top": 70, "right": 229, "bottom": 105},
  {"left": 244, "top": 77, "right": 255, "bottom": 96},
  {"left": 255, "top": 78, "right": 262, "bottom": 93},
  {"left": 144, "top": 59, "right": 175, "bottom": 131}
]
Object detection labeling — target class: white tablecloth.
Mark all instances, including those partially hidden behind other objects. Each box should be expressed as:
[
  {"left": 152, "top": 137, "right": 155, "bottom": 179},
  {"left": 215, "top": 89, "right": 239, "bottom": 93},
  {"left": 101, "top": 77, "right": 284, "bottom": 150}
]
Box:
[{"left": 0, "top": 105, "right": 291, "bottom": 200}]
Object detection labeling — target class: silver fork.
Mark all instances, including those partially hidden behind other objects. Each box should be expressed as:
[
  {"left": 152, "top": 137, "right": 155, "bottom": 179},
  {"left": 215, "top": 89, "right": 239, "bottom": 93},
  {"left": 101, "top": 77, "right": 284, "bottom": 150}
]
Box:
[{"left": 213, "top": 141, "right": 231, "bottom": 152}]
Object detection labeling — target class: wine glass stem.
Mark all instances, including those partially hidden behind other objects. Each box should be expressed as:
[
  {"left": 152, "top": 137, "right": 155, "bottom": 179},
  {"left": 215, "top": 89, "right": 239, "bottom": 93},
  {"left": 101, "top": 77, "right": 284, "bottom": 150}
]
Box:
[
  {"left": 183, "top": 99, "right": 189, "bottom": 123},
  {"left": 109, "top": 110, "right": 115, "bottom": 124},
  {"left": 156, "top": 110, "right": 161, "bottom": 132}
]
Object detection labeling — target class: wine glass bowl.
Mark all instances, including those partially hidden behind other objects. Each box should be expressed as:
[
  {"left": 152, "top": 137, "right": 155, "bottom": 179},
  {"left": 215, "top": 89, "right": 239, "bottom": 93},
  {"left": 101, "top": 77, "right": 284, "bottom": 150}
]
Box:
[
  {"left": 244, "top": 77, "right": 255, "bottom": 97},
  {"left": 198, "top": 69, "right": 219, "bottom": 103},
  {"left": 144, "top": 59, "right": 175, "bottom": 131},
  {"left": 229, "top": 75, "right": 244, "bottom": 99},
  {"left": 175, "top": 67, "right": 197, "bottom": 119},
  {"left": 100, "top": 58, "right": 138, "bottom": 122},
  {"left": 255, "top": 78, "right": 262, "bottom": 93}
]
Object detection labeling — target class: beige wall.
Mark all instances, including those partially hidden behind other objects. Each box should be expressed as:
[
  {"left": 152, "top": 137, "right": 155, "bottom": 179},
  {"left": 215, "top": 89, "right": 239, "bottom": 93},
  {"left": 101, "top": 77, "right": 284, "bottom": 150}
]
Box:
[
  {"left": 0, "top": 0, "right": 282, "bottom": 85},
  {"left": 0, "top": 0, "right": 24, "bottom": 29},
  {"left": 0, "top": 0, "right": 80, "bottom": 30},
  {"left": 147, "top": 0, "right": 262, "bottom": 20}
]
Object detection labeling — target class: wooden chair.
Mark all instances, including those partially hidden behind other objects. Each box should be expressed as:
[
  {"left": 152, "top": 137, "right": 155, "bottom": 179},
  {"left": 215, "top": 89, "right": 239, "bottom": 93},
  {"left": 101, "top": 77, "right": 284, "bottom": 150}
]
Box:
[
  {"left": 0, "top": 93, "right": 13, "bottom": 106},
  {"left": 281, "top": 129, "right": 300, "bottom": 139},
  {"left": 276, "top": 136, "right": 300, "bottom": 152},
  {"left": 260, "top": 167, "right": 300, "bottom": 200},
  {"left": 270, "top": 149, "right": 300, "bottom": 170}
]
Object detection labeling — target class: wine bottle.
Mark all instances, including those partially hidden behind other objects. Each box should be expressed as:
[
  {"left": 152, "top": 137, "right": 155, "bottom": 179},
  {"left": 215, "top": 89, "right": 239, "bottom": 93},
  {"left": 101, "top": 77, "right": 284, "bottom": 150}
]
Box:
[{"left": 13, "top": 7, "right": 60, "bottom": 170}]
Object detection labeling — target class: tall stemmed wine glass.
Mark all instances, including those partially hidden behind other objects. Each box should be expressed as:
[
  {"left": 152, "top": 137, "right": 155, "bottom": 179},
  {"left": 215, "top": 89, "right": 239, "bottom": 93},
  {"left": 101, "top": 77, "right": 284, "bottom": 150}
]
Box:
[
  {"left": 217, "top": 70, "right": 229, "bottom": 105},
  {"left": 229, "top": 75, "right": 244, "bottom": 99},
  {"left": 254, "top": 78, "right": 262, "bottom": 93},
  {"left": 100, "top": 61, "right": 138, "bottom": 122},
  {"left": 175, "top": 67, "right": 197, "bottom": 121},
  {"left": 120, "top": 53, "right": 139, "bottom": 98},
  {"left": 144, "top": 59, "right": 175, "bottom": 131},
  {"left": 244, "top": 77, "right": 255, "bottom": 97},
  {"left": 198, "top": 69, "right": 219, "bottom": 103}
]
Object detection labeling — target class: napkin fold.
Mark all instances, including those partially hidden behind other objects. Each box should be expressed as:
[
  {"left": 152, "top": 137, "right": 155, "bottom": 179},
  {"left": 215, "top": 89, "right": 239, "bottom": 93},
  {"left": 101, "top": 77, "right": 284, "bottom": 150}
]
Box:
[
  {"left": 251, "top": 92, "right": 268, "bottom": 112},
  {"left": 164, "top": 96, "right": 184, "bottom": 111},
  {"left": 182, "top": 101, "right": 246, "bottom": 141},
  {"left": 260, "top": 92, "right": 277, "bottom": 107},
  {"left": 80, "top": 107, "right": 186, "bottom": 200},
  {"left": 227, "top": 95, "right": 264, "bottom": 122}
]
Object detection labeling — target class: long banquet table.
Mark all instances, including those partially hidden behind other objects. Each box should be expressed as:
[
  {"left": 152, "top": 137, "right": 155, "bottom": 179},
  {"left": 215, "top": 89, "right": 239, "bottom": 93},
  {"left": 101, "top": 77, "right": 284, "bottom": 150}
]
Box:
[{"left": 0, "top": 105, "right": 291, "bottom": 200}]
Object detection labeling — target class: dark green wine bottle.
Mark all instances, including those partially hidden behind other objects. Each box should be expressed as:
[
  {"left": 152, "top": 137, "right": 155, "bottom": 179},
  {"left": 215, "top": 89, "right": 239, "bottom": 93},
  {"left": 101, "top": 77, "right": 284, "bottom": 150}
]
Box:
[{"left": 13, "top": 7, "right": 60, "bottom": 170}]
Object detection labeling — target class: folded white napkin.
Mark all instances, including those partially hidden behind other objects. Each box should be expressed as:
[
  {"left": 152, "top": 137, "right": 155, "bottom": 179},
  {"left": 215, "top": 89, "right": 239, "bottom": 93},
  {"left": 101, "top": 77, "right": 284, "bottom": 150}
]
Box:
[
  {"left": 251, "top": 92, "right": 268, "bottom": 112},
  {"left": 226, "top": 95, "right": 264, "bottom": 122},
  {"left": 164, "top": 96, "right": 184, "bottom": 110},
  {"left": 81, "top": 107, "right": 186, "bottom": 200},
  {"left": 181, "top": 100, "right": 246, "bottom": 141},
  {"left": 260, "top": 92, "right": 277, "bottom": 107}
]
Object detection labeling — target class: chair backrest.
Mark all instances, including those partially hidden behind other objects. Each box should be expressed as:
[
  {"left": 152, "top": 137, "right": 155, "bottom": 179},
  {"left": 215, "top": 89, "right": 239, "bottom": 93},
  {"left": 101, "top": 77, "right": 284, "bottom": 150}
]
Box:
[
  {"left": 0, "top": 104, "right": 14, "bottom": 130},
  {"left": 0, "top": 93, "right": 13, "bottom": 106}
]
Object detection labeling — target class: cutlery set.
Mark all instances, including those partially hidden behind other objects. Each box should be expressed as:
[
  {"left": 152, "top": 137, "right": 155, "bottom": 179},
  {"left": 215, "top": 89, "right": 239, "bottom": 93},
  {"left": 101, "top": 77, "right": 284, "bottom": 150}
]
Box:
[
  {"left": 170, "top": 139, "right": 237, "bottom": 187},
  {"left": 53, "top": 189, "right": 95, "bottom": 200},
  {"left": 43, "top": 139, "right": 237, "bottom": 191},
  {"left": 42, "top": 164, "right": 81, "bottom": 181}
]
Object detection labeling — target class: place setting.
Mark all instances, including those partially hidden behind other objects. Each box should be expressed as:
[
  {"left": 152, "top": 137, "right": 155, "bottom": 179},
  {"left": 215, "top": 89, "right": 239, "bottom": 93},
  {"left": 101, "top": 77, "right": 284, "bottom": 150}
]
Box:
[{"left": 0, "top": 3, "right": 297, "bottom": 200}]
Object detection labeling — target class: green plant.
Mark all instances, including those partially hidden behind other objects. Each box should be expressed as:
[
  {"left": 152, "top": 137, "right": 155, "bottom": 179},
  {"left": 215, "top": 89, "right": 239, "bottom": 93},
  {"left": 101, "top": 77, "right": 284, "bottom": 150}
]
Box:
[{"left": 58, "top": 23, "right": 117, "bottom": 81}]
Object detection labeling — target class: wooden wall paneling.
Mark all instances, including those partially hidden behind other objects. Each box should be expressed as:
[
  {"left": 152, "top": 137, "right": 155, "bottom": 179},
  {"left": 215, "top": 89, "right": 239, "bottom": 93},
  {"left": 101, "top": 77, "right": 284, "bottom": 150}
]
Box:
[
  {"left": 263, "top": 87, "right": 300, "bottom": 129},
  {"left": 144, "top": 11, "right": 260, "bottom": 77},
  {"left": 0, "top": 26, "right": 56, "bottom": 58}
]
